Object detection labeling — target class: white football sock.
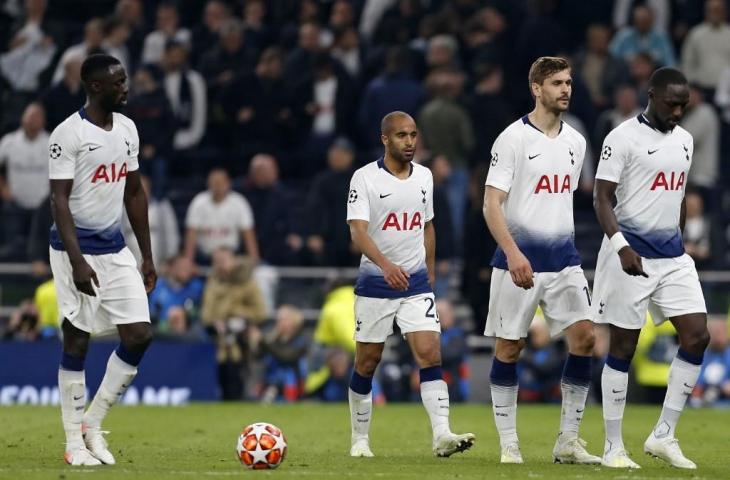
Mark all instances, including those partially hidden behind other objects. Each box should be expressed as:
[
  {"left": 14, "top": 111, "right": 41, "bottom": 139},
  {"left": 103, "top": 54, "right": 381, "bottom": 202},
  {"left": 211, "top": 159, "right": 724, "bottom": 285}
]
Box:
[
  {"left": 601, "top": 364, "right": 628, "bottom": 453},
  {"left": 59, "top": 368, "right": 86, "bottom": 451},
  {"left": 491, "top": 383, "right": 518, "bottom": 448},
  {"left": 559, "top": 380, "right": 589, "bottom": 439},
  {"left": 420, "top": 379, "right": 451, "bottom": 441},
  {"left": 348, "top": 389, "right": 372, "bottom": 443},
  {"left": 652, "top": 356, "right": 701, "bottom": 439},
  {"left": 84, "top": 352, "right": 137, "bottom": 429}
]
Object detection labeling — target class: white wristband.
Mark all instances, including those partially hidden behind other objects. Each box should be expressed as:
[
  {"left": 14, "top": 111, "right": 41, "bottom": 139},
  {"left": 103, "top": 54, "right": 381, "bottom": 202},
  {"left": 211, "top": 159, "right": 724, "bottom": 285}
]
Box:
[{"left": 610, "top": 232, "right": 630, "bottom": 253}]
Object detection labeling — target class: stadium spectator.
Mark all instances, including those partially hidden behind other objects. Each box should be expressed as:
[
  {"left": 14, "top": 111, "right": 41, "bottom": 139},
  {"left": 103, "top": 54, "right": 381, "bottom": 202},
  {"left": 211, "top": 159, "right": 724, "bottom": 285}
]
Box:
[
  {"left": 304, "top": 138, "right": 358, "bottom": 267},
  {"left": 114, "top": 0, "right": 146, "bottom": 68},
  {"left": 39, "top": 57, "right": 84, "bottom": 131},
  {"left": 426, "top": 34, "right": 460, "bottom": 73},
  {"left": 239, "top": 154, "right": 302, "bottom": 265},
  {"left": 33, "top": 276, "right": 59, "bottom": 338},
  {"left": 331, "top": 25, "right": 363, "bottom": 80},
  {"left": 517, "top": 315, "right": 564, "bottom": 403},
  {"left": 714, "top": 65, "right": 730, "bottom": 177},
  {"left": 593, "top": 84, "right": 642, "bottom": 149},
  {"left": 467, "top": 63, "right": 512, "bottom": 166},
  {"left": 148, "top": 254, "right": 204, "bottom": 327},
  {"left": 190, "top": 0, "right": 231, "bottom": 65},
  {"left": 609, "top": 5, "right": 676, "bottom": 67},
  {"left": 156, "top": 304, "right": 203, "bottom": 340},
  {"left": 141, "top": 2, "right": 191, "bottom": 65},
  {"left": 51, "top": 18, "right": 105, "bottom": 85},
  {"left": 683, "top": 190, "right": 712, "bottom": 267},
  {"left": 283, "top": 22, "right": 323, "bottom": 90},
  {"left": 358, "top": 46, "right": 425, "bottom": 153},
  {"left": 125, "top": 64, "right": 175, "bottom": 195},
  {"left": 3, "top": 299, "right": 40, "bottom": 341},
  {"left": 242, "top": 0, "right": 272, "bottom": 53},
  {"left": 184, "top": 168, "right": 259, "bottom": 264},
  {"left": 101, "top": 16, "right": 131, "bottom": 76},
  {"left": 693, "top": 317, "right": 730, "bottom": 406},
  {"left": 573, "top": 24, "right": 631, "bottom": 110},
  {"left": 198, "top": 19, "right": 256, "bottom": 96},
  {"left": 681, "top": 0, "right": 730, "bottom": 94},
  {"left": 613, "top": 0, "right": 670, "bottom": 32},
  {"left": 436, "top": 299, "right": 469, "bottom": 402},
  {"left": 0, "top": 102, "right": 48, "bottom": 260},
  {"left": 123, "top": 175, "right": 179, "bottom": 267},
  {"left": 250, "top": 304, "right": 309, "bottom": 402},
  {"left": 682, "top": 85, "right": 720, "bottom": 191},
  {"left": 426, "top": 155, "right": 455, "bottom": 298},
  {"left": 161, "top": 40, "right": 207, "bottom": 153},
  {"left": 628, "top": 52, "right": 655, "bottom": 105}
]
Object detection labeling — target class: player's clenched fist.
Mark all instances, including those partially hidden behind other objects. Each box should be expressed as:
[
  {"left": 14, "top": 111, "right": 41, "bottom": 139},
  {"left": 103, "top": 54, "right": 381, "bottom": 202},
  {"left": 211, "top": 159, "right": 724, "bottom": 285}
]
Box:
[
  {"left": 618, "top": 247, "right": 648, "bottom": 278},
  {"left": 507, "top": 250, "right": 534, "bottom": 289},
  {"left": 381, "top": 260, "right": 410, "bottom": 291}
]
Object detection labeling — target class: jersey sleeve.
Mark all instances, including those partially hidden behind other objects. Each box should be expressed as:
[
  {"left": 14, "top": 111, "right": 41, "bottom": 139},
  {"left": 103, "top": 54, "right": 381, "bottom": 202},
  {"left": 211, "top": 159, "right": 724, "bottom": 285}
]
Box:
[
  {"left": 346, "top": 169, "right": 370, "bottom": 222},
  {"left": 237, "top": 194, "right": 254, "bottom": 230},
  {"left": 485, "top": 131, "right": 517, "bottom": 193},
  {"left": 48, "top": 123, "right": 80, "bottom": 180},
  {"left": 425, "top": 171, "right": 434, "bottom": 222},
  {"left": 573, "top": 135, "right": 587, "bottom": 192},
  {"left": 595, "top": 128, "right": 630, "bottom": 183},
  {"left": 185, "top": 195, "right": 204, "bottom": 228},
  {"left": 127, "top": 119, "right": 140, "bottom": 172}
]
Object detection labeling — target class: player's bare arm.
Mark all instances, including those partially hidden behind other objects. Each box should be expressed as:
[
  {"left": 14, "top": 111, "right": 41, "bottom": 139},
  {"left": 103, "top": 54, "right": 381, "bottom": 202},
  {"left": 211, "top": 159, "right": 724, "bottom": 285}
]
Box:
[
  {"left": 348, "top": 219, "right": 409, "bottom": 291},
  {"left": 123, "top": 169, "right": 157, "bottom": 292},
  {"left": 593, "top": 179, "right": 647, "bottom": 277},
  {"left": 680, "top": 196, "right": 686, "bottom": 233},
  {"left": 482, "top": 185, "right": 534, "bottom": 289},
  {"left": 424, "top": 220, "right": 435, "bottom": 289},
  {"left": 183, "top": 227, "right": 197, "bottom": 260},
  {"left": 50, "top": 178, "right": 99, "bottom": 296}
]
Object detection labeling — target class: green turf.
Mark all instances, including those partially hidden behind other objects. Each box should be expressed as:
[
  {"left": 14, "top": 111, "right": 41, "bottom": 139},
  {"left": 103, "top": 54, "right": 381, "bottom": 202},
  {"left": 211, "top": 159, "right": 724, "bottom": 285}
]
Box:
[{"left": 0, "top": 403, "right": 725, "bottom": 479}]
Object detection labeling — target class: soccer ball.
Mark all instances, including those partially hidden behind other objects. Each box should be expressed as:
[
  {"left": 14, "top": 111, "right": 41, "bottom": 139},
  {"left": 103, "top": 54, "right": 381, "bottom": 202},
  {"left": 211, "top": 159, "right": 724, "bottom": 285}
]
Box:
[{"left": 236, "top": 422, "right": 287, "bottom": 469}]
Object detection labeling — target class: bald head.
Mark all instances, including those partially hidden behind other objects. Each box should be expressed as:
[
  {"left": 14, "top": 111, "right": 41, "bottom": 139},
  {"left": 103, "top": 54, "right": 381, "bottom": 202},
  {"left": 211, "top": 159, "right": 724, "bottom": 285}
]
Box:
[{"left": 380, "top": 111, "right": 415, "bottom": 136}]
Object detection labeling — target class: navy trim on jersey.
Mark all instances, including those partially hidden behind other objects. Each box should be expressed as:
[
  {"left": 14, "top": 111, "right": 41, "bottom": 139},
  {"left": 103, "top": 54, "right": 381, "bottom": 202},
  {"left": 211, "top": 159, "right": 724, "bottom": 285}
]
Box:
[
  {"left": 78, "top": 107, "right": 90, "bottom": 122},
  {"left": 377, "top": 156, "right": 413, "bottom": 177},
  {"left": 522, "top": 115, "right": 563, "bottom": 135},
  {"left": 621, "top": 227, "right": 684, "bottom": 258},
  {"left": 50, "top": 224, "right": 126, "bottom": 255},
  {"left": 355, "top": 268, "right": 431, "bottom": 298},
  {"left": 637, "top": 113, "right": 659, "bottom": 131},
  {"left": 490, "top": 236, "right": 581, "bottom": 272}
]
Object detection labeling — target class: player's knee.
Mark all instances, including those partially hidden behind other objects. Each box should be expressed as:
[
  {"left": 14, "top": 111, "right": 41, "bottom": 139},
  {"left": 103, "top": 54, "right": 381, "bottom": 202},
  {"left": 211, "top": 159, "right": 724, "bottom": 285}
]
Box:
[
  {"left": 576, "top": 327, "right": 595, "bottom": 354},
  {"left": 683, "top": 327, "right": 710, "bottom": 354},
  {"left": 355, "top": 353, "right": 381, "bottom": 377},
  {"left": 122, "top": 325, "right": 154, "bottom": 352},
  {"left": 496, "top": 339, "right": 524, "bottom": 363}
]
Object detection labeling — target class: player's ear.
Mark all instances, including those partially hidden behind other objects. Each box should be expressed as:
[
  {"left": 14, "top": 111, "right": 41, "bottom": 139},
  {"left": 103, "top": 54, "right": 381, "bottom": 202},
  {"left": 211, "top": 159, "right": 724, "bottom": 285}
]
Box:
[
  {"left": 530, "top": 81, "right": 540, "bottom": 100},
  {"left": 381, "top": 134, "right": 388, "bottom": 146}
]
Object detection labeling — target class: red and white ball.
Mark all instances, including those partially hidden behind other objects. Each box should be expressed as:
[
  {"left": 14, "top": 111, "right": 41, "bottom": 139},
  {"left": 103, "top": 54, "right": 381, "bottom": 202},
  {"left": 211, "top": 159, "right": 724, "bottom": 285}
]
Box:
[{"left": 236, "top": 422, "right": 288, "bottom": 470}]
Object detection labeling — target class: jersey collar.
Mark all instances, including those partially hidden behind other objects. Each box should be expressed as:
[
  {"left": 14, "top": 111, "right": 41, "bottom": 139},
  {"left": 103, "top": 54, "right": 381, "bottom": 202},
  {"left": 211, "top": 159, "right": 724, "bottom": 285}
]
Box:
[
  {"left": 522, "top": 115, "right": 563, "bottom": 136},
  {"left": 377, "top": 156, "right": 413, "bottom": 178}
]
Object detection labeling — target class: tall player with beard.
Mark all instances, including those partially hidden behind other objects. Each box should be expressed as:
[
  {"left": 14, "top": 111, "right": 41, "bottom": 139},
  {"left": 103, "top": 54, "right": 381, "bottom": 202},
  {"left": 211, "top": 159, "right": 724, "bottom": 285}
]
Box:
[
  {"left": 49, "top": 54, "right": 156, "bottom": 466},
  {"left": 483, "top": 57, "right": 600, "bottom": 464},
  {"left": 346, "top": 111, "right": 475, "bottom": 458}
]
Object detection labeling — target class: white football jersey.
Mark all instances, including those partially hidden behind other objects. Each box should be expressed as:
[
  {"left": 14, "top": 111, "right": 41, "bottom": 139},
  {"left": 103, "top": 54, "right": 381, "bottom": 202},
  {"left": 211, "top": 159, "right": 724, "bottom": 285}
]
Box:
[
  {"left": 346, "top": 158, "right": 434, "bottom": 298},
  {"left": 48, "top": 108, "right": 139, "bottom": 254},
  {"left": 486, "top": 116, "right": 586, "bottom": 272},
  {"left": 596, "top": 114, "right": 692, "bottom": 258}
]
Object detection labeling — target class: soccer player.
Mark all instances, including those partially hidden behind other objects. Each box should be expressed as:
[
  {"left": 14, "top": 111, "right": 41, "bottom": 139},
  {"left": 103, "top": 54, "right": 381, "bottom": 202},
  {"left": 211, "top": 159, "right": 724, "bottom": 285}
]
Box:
[
  {"left": 49, "top": 54, "right": 156, "bottom": 466},
  {"left": 593, "top": 67, "right": 708, "bottom": 469},
  {"left": 346, "top": 111, "right": 475, "bottom": 458},
  {"left": 483, "top": 57, "right": 600, "bottom": 465}
]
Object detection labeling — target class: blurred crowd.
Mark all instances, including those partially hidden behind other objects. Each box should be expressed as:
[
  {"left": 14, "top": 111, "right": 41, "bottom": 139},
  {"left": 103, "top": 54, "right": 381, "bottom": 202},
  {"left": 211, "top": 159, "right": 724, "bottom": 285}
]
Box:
[{"left": 2, "top": 0, "right": 730, "bottom": 404}]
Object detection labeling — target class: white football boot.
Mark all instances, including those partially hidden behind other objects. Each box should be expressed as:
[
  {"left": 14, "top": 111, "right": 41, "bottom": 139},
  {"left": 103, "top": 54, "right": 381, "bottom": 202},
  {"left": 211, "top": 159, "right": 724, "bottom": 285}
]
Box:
[
  {"left": 500, "top": 442, "right": 524, "bottom": 464},
  {"left": 82, "top": 424, "right": 116, "bottom": 465},
  {"left": 433, "top": 432, "right": 475, "bottom": 457},
  {"left": 552, "top": 436, "right": 602, "bottom": 464},
  {"left": 644, "top": 434, "right": 697, "bottom": 469},
  {"left": 64, "top": 447, "right": 102, "bottom": 466},
  {"left": 601, "top": 441, "right": 641, "bottom": 469},
  {"left": 350, "top": 438, "right": 374, "bottom": 457}
]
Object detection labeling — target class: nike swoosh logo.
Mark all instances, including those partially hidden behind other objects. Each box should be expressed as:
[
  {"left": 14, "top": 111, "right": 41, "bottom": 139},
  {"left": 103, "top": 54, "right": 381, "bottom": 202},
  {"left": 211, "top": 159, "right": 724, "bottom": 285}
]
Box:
[
  {"left": 494, "top": 404, "right": 509, "bottom": 408},
  {"left": 528, "top": 154, "right": 541, "bottom": 160},
  {"left": 683, "top": 383, "right": 693, "bottom": 389},
  {"left": 355, "top": 412, "right": 368, "bottom": 416},
  {"left": 612, "top": 389, "right": 625, "bottom": 394},
  {"left": 576, "top": 408, "right": 584, "bottom": 413},
  {"left": 437, "top": 397, "right": 448, "bottom": 401},
  {"left": 73, "top": 395, "right": 83, "bottom": 400},
  {"left": 648, "top": 149, "right": 659, "bottom": 154},
  {"left": 89, "top": 145, "right": 101, "bottom": 151},
  {"left": 379, "top": 193, "right": 392, "bottom": 198}
]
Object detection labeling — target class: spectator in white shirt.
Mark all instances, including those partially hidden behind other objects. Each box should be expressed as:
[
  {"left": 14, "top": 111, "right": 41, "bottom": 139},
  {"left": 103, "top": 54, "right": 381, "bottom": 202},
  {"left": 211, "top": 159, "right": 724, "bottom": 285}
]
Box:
[
  {"left": 141, "top": 2, "right": 191, "bottom": 65},
  {"left": 51, "top": 17, "right": 105, "bottom": 84},
  {"left": 0, "top": 103, "right": 49, "bottom": 259},
  {"left": 184, "top": 168, "right": 259, "bottom": 264},
  {"left": 681, "top": 0, "right": 730, "bottom": 93},
  {"left": 682, "top": 84, "right": 720, "bottom": 190}
]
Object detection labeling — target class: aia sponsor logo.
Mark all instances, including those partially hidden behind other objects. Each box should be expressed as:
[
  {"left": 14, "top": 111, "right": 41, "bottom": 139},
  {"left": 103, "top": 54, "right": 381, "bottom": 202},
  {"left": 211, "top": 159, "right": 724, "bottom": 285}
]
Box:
[
  {"left": 382, "top": 212, "right": 422, "bottom": 231},
  {"left": 650, "top": 171, "right": 685, "bottom": 191},
  {"left": 91, "top": 162, "right": 128, "bottom": 183},
  {"left": 534, "top": 174, "right": 571, "bottom": 194}
]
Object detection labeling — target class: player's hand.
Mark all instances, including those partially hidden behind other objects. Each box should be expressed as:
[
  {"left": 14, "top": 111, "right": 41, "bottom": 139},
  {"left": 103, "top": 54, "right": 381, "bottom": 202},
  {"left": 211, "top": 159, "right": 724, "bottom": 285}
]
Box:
[
  {"left": 71, "top": 260, "right": 99, "bottom": 296},
  {"left": 506, "top": 250, "right": 534, "bottom": 289},
  {"left": 427, "top": 269, "right": 436, "bottom": 290},
  {"left": 382, "top": 261, "right": 410, "bottom": 291},
  {"left": 618, "top": 247, "right": 648, "bottom": 277},
  {"left": 141, "top": 259, "right": 157, "bottom": 293}
]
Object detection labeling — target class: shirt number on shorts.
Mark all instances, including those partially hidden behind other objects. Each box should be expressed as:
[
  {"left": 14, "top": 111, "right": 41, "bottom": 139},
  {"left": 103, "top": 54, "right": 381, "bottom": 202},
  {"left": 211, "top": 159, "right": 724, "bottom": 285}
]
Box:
[
  {"left": 424, "top": 297, "right": 438, "bottom": 322},
  {"left": 582, "top": 286, "right": 592, "bottom": 306}
]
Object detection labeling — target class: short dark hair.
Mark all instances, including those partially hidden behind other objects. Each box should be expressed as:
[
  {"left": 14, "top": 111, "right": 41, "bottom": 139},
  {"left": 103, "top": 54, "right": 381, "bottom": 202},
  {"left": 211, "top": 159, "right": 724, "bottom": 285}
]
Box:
[
  {"left": 80, "top": 54, "right": 121, "bottom": 83},
  {"left": 528, "top": 56, "right": 570, "bottom": 90},
  {"left": 649, "top": 67, "right": 687, "bottom": 92}
]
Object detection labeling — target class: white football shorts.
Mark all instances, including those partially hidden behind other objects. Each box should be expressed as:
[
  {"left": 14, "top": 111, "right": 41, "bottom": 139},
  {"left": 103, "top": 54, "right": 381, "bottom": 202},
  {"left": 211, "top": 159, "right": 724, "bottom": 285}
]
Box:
[
  {"left": 592, "top": 239, "right": 706, "bottom": 330},
  {"left": 354, "top": 292, "right": 440, "bottom": 343},
  {"left": 50, "top": 246, "right": 150, "bottom": 334},
  {"left": 485, "top": 265, "right": 592, "bottom": 340}
]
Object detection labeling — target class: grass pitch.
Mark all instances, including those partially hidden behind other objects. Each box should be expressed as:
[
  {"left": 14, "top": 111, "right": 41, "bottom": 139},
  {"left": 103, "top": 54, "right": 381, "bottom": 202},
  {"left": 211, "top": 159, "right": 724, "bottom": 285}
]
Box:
[{"left": 0, "top": 403, "right": 726, "bottom": 479}]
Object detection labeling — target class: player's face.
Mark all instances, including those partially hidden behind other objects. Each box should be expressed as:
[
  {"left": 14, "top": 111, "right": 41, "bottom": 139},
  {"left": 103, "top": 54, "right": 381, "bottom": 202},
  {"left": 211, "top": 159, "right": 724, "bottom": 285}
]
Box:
[
  {"left": 649, "top": 83, "right": 689, "bottom": 131},
  {"left": 535, "top": 69, "right": 572, "bottom": 113},
  {"left": 97, "top": 64, "right": 129, "bottom": 112},
  {"left": 382, "top": 118, "right": 418, "bottom": 163}
]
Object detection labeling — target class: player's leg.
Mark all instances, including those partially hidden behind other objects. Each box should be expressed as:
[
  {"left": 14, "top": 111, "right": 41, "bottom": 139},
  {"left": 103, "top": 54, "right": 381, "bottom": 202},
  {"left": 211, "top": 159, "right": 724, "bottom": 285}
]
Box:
[
  {"left": 643, "top": 312, "right": 708, "bottom": 468},
  {"left": 59, "top": 318, "right": 101, "bottom": 466},
  {"left": 349, "top": 341, "right": 384, "bottom": 457},
  {"left": 83, "top": 321, "right": 153, "bottom": 464},
  {"left": 406, "top": 329, "right": 475, "bottom": 457}
]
